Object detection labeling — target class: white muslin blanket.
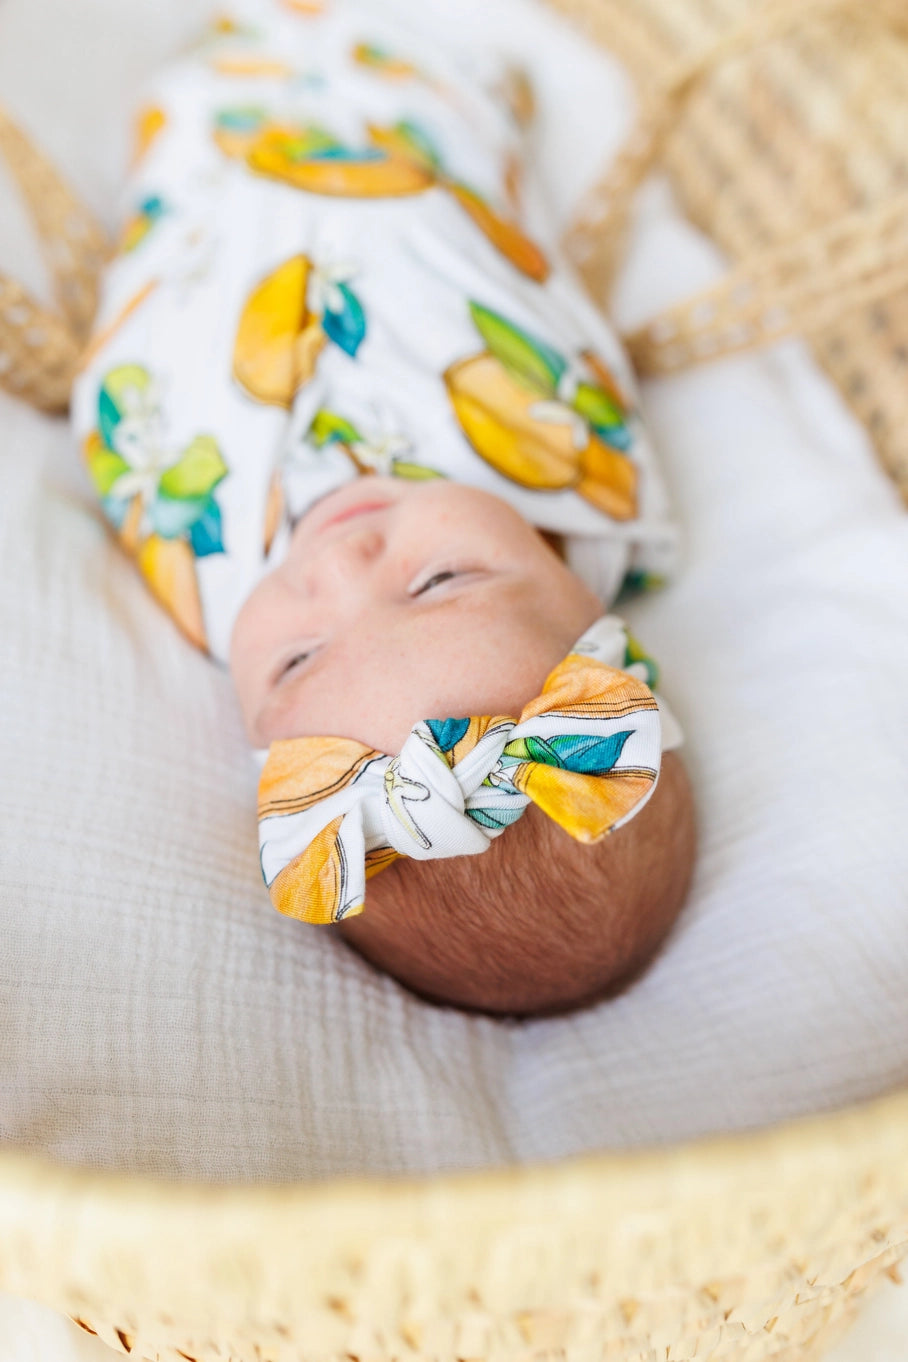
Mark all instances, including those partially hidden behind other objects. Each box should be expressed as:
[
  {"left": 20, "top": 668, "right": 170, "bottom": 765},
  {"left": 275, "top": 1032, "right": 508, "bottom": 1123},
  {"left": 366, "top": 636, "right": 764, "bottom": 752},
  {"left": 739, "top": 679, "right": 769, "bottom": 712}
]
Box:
[{"left": 0, "top": 0, "right": 906, "bottom": 1188}]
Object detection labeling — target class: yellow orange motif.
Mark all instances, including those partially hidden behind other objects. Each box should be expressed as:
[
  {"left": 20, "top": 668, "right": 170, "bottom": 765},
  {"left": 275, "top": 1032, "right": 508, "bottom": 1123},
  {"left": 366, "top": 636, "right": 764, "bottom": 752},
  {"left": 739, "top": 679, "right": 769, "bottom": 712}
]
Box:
[
  {"left": 263, "top": 472, "right": 285, "bottom": 555},
  {"left": 233, "top": 255, "right": 327, "bottom": 406},
  {"left": 581, "top": 348, "right": 631, "bottom": 410},
  {"left": 211, "top": 14, "right": 242, "bottom": 34},
  {"left": 444, "top": 353, "right": 637, "bottom": 520},
  {"left": 365, "top": 846, "right": 400, "bottom": 878},
  {"left": 136, "top": 534, "right": 208, "bottom": 651},
  {"left": 503, "top": 153, "right": 523, "bottom": 212},
  {"left": 436, "top": 715, "right": 502, "bottom": 771},
  {"left": 513, "top": 658, "right": 658, "bottom": 838},
  {"left": 213, "top": 124, "right": 257, "bottom": 159},
  {"left": 365, "top": 123, "right": 433, "bottom": 168},
  {"left": 577, "top": 440, "right": 639, "bottom": 520},
  {"left": 247, "top": 128, "right": 434, "bottom": 196},
  {"left": 211, "top": 55, "right": 294, "bottom": 78},
  {"left": 259, "top": 737, "right": 382, "bottom": 819},
  {"left": 498, "top": 67, "right": 536, "bottom": 129},
  {"left": 270, "top": 817, "right": 352, "bottom": 924},
  {"left": 445, "top": 184, "right": 548, "bottom": 283},
  {"left": 446, "top": 353, "right": 576, "bottom": 489},
  {"left": 213, "top": 114, "right": 548, "bottom": 280},
  {"left": 119, "top": 216, "right": 149, "bottom": 255},
  {"left": 281, "top": 0, "right": 325, "bottom": 13},
  {"left": 116, "top": 492, "right": 144, "bottom": 555},
  {"left": 512, "top": 764, "right": 655, "bottom": 843},
  {"left": 132, "top": 106, "right": 167, "bottom": 167},
  {"left": 77, "top": 283, "right": 159, "bottom": 373},
  {"left": 351, "top": 43, "right": 418, "bottom": 80},
  {"left": 521, "top": 654, "right": 658, "bottom": 723}
]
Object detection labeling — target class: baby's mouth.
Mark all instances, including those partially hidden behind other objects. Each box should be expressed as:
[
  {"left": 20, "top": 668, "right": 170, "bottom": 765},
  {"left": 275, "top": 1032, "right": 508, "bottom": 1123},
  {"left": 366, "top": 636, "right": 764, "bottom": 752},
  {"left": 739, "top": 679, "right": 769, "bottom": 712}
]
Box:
[
  {"left": 322, "top": 498, "right": 390, "bottom": 530},
  {"left": 306, "top": 478, "right": 399, "bottom": 537}
]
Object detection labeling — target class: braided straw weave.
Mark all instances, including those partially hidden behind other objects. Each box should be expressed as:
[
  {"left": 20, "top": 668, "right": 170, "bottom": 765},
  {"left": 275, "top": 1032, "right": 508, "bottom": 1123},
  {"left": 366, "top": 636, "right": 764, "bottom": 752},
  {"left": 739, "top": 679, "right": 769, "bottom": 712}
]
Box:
[
  {"left": 549, "top": 0, "right": 908, "bottom": 501},
  {"left": 0, "top": 105, "right": 109, "bottom": 411}
]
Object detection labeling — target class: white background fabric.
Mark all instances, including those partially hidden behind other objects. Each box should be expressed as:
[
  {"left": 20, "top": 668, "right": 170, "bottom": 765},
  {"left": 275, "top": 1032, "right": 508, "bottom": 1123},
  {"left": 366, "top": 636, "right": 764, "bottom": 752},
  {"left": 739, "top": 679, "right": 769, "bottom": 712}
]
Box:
[{"left": 0, "top": 0, "right": 906, "bottom": 1204}]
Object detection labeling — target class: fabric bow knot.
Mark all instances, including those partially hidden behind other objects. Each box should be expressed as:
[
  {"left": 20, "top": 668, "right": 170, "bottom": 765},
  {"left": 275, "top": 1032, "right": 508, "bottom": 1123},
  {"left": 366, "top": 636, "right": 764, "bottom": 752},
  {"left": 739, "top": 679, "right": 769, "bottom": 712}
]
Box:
[{"left": 257, "top": 615, "right": 673, "bottom": 925}]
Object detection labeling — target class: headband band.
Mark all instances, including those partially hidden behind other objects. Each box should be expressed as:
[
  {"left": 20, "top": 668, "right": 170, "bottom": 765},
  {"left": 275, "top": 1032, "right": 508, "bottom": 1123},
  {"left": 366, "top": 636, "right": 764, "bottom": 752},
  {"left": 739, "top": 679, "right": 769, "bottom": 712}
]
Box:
[{"left": 257, "top": 615, "right": 678, "bottom": 924}]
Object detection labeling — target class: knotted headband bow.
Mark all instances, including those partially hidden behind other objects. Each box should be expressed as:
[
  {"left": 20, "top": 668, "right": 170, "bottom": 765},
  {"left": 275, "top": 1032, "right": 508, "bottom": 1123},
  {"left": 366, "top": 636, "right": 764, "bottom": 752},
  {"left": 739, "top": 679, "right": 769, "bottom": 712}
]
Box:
[{"left": 257, "top": 615, "right": 676, "bottom": 925}]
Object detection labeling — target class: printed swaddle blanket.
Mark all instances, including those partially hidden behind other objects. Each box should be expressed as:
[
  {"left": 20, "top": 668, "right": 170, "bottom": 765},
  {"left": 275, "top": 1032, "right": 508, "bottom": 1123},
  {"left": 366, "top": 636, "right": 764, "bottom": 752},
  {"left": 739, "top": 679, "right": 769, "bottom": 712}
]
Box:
[{"left": 70, "top": 0, "right": 678, "bottom": 662}]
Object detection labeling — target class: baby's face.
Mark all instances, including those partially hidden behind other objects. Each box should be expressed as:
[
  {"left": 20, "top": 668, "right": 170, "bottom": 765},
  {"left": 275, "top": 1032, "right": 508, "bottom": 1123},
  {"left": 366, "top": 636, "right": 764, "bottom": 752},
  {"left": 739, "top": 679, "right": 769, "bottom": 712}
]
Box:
[{"left": 230, "top": 478, "right": 602, "bottom": 753}]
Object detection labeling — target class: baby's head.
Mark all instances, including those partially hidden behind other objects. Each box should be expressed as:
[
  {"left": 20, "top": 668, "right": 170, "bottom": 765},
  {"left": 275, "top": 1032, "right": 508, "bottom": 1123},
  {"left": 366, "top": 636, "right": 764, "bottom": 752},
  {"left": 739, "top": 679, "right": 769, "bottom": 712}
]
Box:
[{"left": 231, "top": 477, "right": 694, "bottom": 1014}]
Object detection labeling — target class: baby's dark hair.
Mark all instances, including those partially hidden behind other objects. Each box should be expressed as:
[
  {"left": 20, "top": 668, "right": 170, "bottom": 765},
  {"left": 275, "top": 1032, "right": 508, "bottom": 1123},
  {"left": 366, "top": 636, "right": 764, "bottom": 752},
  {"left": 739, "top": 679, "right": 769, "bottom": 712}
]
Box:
[{"left": 338, "top": 752, "right": 696, "bottom": 1016}]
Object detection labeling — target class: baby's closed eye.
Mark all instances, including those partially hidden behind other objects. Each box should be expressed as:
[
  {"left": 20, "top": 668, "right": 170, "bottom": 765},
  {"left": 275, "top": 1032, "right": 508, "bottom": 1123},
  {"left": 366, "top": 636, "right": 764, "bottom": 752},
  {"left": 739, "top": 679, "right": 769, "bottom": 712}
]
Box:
[
  {"left": 274, "top": 647, "right": 319, "bottom": 683},
  {"left": 411, "top": 570, "right": 461, "bottom": 595},
  {"left": 409, "top": 565, "right": 490, "bottom": 597}
]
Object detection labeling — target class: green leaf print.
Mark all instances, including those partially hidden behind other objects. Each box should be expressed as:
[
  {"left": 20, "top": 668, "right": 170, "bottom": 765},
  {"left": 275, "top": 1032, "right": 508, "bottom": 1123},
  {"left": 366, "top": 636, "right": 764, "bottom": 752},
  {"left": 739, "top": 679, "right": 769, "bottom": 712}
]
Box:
[
  {"left": 310, "top": 410, "right": 363, "bottom": 447},
  {"left": 572, "top": 381, "right": 626, "bottom": 434},
  {"left": 281, "top": 125, "right": 347, "bottom": 162},
  {"left": 321, "top": 282, "right": 366, "bottom": 357},
  {"left": 150, "top": 493, "right": 209, "bottom": 540},
  {"left": 624, "top": 631, "right": 660, "bottom": 688},
  {"left": 392, "top": 119, "right": 442, "bottom": 171},
  {"left": 158, "top": 435, "right": 228, "bottom": 499},
  {"left": 215, "top": 106, "right": 267, "bottom": 133},
  {"left": 522, "top": 734, "right": 562, "bottom": 766},
  {"left": 468, "top": 302, "right": 565, "bottom": 396},
  {"left": 98, "top": 363, "right": 151, "bottom": 447},
  {"left": 546, "top": 730, "right": 632, "bottom": 773},
  {"left": 390, "top": 461, "right": 442, "bottom": 480},
  {"left": 87, "top": 445, "right": 131, "bottom": 497}
]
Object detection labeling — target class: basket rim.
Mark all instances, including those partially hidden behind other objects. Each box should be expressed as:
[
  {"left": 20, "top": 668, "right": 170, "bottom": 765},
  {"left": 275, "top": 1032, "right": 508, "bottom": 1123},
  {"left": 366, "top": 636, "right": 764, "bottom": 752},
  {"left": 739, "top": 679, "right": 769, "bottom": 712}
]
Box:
[
  {"left": 0, "top": 1085, "right": 905, "bottom": 1343},
  {"left": 0, "top": 1083, "right": 905, "bottom": 1204}
]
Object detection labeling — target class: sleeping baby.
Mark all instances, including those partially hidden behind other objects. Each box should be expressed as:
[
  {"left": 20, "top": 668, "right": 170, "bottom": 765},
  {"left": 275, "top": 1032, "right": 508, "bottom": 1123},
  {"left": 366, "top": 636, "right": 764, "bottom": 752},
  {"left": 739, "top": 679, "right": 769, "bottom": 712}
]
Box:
[{"left": 71, "top": 0, "right": 696, "bottom": 1014}]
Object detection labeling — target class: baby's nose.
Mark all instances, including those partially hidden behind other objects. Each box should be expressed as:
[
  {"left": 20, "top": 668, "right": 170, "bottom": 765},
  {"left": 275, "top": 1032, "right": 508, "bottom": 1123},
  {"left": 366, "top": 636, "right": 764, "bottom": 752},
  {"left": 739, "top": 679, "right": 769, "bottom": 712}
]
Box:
[{"left": 307, "top": 524, "right": 385, "bottom": 594}]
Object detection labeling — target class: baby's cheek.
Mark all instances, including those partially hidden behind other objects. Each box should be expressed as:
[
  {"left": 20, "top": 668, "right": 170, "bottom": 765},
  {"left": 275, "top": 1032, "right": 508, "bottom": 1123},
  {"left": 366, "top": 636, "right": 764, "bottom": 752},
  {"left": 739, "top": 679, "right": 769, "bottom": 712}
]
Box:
[
  {"left": 228, "top": 581, "right": 291, "bottom": 742},
  {"left": 228, "top": 626, "right": 258, "bottom": 739}
]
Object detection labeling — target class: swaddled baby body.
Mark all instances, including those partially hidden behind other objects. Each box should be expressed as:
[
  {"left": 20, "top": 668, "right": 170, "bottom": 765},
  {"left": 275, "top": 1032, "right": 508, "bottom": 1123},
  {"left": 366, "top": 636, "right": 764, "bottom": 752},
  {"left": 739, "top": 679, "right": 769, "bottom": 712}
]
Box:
[{"left": 72, "top": 0, "right": 696, "bottom": 1013}]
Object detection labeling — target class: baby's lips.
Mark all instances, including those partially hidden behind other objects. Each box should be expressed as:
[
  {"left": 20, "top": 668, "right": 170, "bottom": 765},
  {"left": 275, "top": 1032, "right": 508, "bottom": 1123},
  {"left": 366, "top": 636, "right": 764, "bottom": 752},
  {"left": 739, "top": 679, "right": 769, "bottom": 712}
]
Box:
[{"left": 299, "top": 476, "right": 400, "bottom": 541}]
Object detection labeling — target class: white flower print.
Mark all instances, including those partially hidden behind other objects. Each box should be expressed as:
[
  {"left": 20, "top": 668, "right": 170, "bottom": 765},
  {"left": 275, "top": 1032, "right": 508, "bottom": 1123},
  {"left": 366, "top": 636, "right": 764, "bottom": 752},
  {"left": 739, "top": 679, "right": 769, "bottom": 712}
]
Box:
[
  {"left": 527, "top": 359, "right": 591, "bottom": 450},
  {"left": 306, "top": 259, "right": 358, "bottom": 318},
  {"left": 108, "top": 379, "right": 181, "bottom": 507},
  {"left": 349, "top": 430, "right": 412, "bottom": 475}
]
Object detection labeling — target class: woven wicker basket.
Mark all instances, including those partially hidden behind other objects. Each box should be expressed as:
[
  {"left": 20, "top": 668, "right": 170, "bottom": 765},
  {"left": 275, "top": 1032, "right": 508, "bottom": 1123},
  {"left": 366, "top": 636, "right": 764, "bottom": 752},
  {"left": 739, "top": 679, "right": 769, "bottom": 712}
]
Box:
[
  {"left": 551, "top": 0, "right": 908, "bottom": 503},
  {"left": 1, "top": 3, "right": 907, "bottom": 1358},
  {"left": 0, "top": 1090, "right": 905, "bottom": 1362}
]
